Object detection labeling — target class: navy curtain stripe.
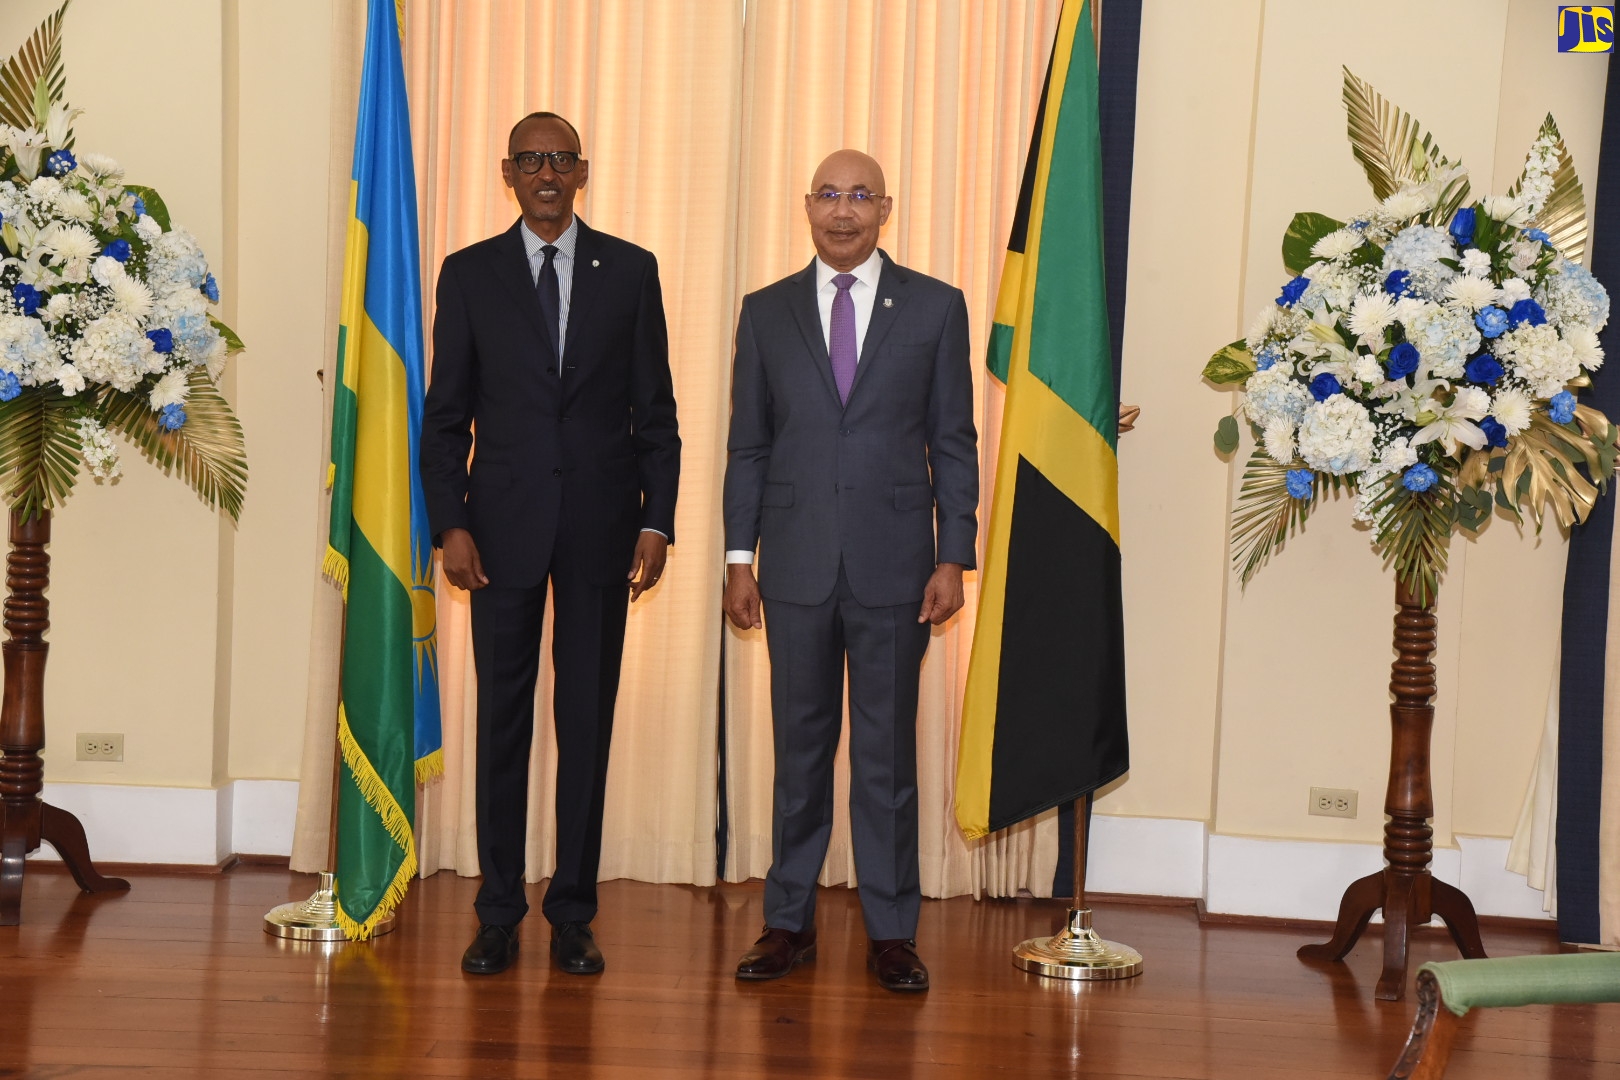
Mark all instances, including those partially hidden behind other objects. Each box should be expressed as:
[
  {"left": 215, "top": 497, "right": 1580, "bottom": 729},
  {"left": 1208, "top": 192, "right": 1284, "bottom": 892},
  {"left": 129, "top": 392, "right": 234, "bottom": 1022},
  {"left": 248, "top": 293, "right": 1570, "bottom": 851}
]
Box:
[{"left": 1555, "top": 59, "right": 1620, "bottom": 946}]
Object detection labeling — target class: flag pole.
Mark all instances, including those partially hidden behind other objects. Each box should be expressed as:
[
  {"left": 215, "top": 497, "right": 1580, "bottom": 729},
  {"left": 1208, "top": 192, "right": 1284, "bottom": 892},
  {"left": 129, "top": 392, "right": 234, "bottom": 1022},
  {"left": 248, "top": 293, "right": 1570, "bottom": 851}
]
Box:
[{"left": 1012, "top": 792, "right": 1142, "bottom": 979}]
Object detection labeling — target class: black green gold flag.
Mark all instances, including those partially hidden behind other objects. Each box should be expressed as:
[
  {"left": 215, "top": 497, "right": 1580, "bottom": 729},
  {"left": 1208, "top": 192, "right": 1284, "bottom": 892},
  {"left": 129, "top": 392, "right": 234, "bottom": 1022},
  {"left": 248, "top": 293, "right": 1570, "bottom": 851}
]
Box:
[{"left": 955, "top": 0, "right": 1127, "bottom": 839}]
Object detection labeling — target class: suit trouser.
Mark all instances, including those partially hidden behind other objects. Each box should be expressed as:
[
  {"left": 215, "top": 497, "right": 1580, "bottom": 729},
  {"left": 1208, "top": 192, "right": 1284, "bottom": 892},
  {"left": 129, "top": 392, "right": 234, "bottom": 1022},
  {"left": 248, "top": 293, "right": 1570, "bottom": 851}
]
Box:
[
  {"left": 761, "top": 566, "right": 931, "bottom": 942},
  {"left": 469, "top": 544, "right": 628, "bottom": 928}
]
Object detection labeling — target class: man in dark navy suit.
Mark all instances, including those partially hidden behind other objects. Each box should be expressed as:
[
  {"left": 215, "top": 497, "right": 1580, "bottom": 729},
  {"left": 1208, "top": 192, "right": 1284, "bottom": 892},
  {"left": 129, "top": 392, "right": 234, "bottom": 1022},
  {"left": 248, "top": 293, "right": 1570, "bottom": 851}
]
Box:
[{"left": 421, "top": 111, "right": 679, "bottom": 977}]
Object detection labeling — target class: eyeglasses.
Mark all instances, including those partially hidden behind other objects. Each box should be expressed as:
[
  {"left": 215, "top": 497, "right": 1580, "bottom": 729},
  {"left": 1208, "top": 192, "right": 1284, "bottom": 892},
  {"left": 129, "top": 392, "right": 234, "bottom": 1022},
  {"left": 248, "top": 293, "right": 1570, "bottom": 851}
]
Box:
[
  {"left": 511, "top": 150, "right": 581, "bottom": 174},
  {"left": 808, "top": 190, "right": 884, "bottom": 207}
]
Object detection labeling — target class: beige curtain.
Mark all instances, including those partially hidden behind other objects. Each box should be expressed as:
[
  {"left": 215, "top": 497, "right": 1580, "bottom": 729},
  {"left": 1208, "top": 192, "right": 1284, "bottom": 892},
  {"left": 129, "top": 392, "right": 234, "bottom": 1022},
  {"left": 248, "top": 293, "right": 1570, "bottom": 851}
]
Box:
[
  {"left": 721, "top": 0, "right": 1063, "bottom": 899},
  {"left": 297, "top": 0, "right": 1069, "bottom": 900}
]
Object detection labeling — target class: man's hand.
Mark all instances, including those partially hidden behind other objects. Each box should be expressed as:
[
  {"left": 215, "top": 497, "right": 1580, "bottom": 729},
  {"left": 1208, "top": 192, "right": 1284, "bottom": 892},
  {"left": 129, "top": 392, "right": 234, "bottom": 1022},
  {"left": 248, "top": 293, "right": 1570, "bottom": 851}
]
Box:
[
  {"left": 917, "top": 562, "right": 966, "bottom": 625},
  {"left": 627, "top": 531, "right": 669, "bottom": 602},
  {"left": 1118, "top": 403, "right": 1141, "bottom": 434},
  {"left": 441, "top": 528, "right": 489, "bottom": 592},
  {"left": 723, "top": 563, "right": 763, "bottom": 630}
]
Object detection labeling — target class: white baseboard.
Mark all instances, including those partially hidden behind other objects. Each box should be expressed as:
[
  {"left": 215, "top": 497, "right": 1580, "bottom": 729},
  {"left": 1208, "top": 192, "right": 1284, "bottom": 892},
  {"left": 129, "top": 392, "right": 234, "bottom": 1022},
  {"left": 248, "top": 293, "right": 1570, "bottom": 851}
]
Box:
[
  {"left": 1088, "top": 814, "right": 1207, "bottom": 898},
  {"left": 26, "top": 778, "right": 299, "bottom": 866}
]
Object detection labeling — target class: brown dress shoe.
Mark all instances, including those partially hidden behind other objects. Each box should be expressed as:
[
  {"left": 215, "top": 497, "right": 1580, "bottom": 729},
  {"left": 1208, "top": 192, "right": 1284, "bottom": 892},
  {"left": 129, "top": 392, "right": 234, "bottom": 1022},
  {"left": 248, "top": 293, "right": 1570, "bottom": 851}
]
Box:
[
  {"left": 735, "top": 926, "right": 817, "bottom": 980},
  {"left": 868, "top": 938, "right": 929, "bottom": 992}
]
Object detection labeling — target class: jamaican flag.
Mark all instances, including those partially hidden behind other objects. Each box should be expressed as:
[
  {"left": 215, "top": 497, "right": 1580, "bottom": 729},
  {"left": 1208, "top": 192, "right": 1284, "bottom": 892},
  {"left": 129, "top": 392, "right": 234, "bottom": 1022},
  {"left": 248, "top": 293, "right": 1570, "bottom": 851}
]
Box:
[
  {"left": 955, "top": 0, "right": 1127, "bottom": 840},
  {"left": 325, "top": 0, "right": 442, "bottom": 939}
]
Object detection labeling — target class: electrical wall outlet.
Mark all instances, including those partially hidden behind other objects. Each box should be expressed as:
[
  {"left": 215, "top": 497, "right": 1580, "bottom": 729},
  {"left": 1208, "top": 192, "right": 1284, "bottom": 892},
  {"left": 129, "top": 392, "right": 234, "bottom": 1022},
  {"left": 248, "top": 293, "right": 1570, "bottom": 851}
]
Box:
[
  {"left": 1309, "top": 786, "right": 1357, "bottom": 819},
  {"left": 75, "top": 733, "right": 123, "bottom": 762}
]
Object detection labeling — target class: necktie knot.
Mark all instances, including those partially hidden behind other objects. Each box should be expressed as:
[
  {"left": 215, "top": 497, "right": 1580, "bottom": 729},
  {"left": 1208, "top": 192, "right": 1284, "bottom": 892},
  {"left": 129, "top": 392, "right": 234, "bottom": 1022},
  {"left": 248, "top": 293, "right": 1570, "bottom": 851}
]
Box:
[
  {"left": 541, "top": 244, "right": 558, "bottom": 264},
  {"left": 833, "top": 272, "right": 857, "bottom": 293}
]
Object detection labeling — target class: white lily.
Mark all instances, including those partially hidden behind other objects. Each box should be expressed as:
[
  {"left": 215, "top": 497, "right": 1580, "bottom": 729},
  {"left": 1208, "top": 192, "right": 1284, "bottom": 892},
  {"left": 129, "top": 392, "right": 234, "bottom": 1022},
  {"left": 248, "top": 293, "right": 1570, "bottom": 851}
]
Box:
[
  {"left": 1410, "top": 385, "right": 1490, "bottom": 455},
  {"left": 43, "top": 102, "right": 81, "bottom": 150},
  {"left": 2, "top": 126, "right": 48, "bottom": 181}
]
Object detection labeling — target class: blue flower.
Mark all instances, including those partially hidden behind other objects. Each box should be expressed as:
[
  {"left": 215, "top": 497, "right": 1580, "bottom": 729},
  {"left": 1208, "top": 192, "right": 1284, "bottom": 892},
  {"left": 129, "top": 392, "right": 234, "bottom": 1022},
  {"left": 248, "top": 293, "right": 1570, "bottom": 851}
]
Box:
[
  {"left": 1476, "top": 306, "right": 1509, "bottom": 338},
  {"left": 1403, "top": 463, "right": 1438, "bottom": 492},
  {"left": 1285, "top": 469, "right": 1314, "bottom": 499},
  {"left": 1388, "top": 342, "right": 1420, "bottom": 379},
  {"left": 1277, "top": 275, "right": 1310, "bottom": 307},
  {"left": 1548, "top": 391, "right": 1577, "bottom": 424},
  {"left": 1524, "top": 228, "right": 1551, "bottom": 244},
  {"left": 1384, "top": 269, "right": 1412, "bottom": 297},
  {"left": 1449, "top": 207, "right": 1476, "bottom": 248},
  {"left": 1350, "top": 219, "right": 1370, "bottom": 231},
  {"left": 45, "top": 149, "right": 75, "bottom": 176},
  {"left": 202, "top": 273, "right": 220, "bottom": 303},
  {"left": 1464, "top": 353, "right": 1503, "bottom": 385},
  {"left": 130, "top": 193, "right": 146, "bottom": 216},
  {"left": 146, "top": 328, "right": 174, "bottom": 354},
  {"left": 103, "top": 239, "right": 131, "bottom": 263},
  {"left": 10, "top": 283, "right": 41, "bottom": 316},
  {"left": 158, "top": 403, "right": 187, "bottom": 431},
  {"left": 0, "top": 371, "right": 19, "bottom": 403},
  {"left": 1479, "top": 416, "right": 1509, "bottom": 448},
  {"left": 1507, "top": 298, "right": 1547, "bottom": 328},
  {"left": 1309, "top": 372, "right": 1342, "bottom": 402}
]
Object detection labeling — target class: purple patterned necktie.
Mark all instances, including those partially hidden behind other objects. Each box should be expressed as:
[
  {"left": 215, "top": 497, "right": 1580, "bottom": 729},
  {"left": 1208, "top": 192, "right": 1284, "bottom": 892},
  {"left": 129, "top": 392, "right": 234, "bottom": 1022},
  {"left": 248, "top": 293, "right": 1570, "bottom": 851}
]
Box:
[{"left": 829, "top": 272, "right": 858, "bottom": 404}]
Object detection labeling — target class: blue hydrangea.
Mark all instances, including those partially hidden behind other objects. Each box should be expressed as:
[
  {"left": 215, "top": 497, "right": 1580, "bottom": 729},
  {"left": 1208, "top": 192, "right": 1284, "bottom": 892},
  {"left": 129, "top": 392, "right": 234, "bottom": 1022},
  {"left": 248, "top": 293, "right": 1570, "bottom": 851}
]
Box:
[
  {"left": 1388, "top": 342, "right": 1420, "bottom": 379},
  {"left": 103, "top": 239, "right": 131, "bottom": 263},
  {"left": 0, "top": 371, "right": 19, "bottom": 402},
  {"left": 1539, "top": 260, "right": 1610, "bottom": 331},
  {"left": 1383, "top": 224, "right": 1458, "bottom": 298},
  {"left": 1385, "top": 269, "right": 1412, "bottom": 297},
  {"left": 1277, "top": 275, "right": 1310, "bottom": 308},
  {"left": 158, "top": 403, "right": 187, "bottom": 431},
  {"left": 202, "top": 273, "right": 220, "bottom": 304},
  {"left": 146, "top": 328, "right": 174, "bottom": 354},
  {"left": 10, "top": 283, "right": 41, "bottom": 317},
  {"left": 1449, "top": 207, "right": 1476, "bottom": 248},
  {"left": 1479, "top": 416, "right": 1508, "bottom": 448},
  {"left": 1309, "top": 372, "right": 1342, "bottom": 402},
  {"left": 1403, "top": 463, "right": 1438, "bottom": 492},
  {"left": 1507, "top": 298, "right": 1547, "bottom": 329},
  {"left": 1464, "top": 353, "right": 1503, "bottom": 385},
  {"left": 1476, "top": 306, "right": 1509, "bottom": 339},
  {"left": 45, "top": 149, "right": 75, "bottom": 176},
  {"left": 1548, "top": 391, "right": 1577, "bottom": 424},
  {"left": 1285, "top": 469, "right": 1314, "bottom": 499}
]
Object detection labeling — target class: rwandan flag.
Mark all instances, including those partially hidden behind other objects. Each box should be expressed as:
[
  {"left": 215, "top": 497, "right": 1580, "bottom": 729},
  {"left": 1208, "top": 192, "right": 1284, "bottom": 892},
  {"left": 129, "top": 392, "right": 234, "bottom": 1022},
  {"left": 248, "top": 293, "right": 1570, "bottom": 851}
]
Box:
[
  {"left": 324, "top": 0, "right": 442, "bottom": 939},
  {"left": 955, "top": 0, "right": 1127, "bottom": 840}
]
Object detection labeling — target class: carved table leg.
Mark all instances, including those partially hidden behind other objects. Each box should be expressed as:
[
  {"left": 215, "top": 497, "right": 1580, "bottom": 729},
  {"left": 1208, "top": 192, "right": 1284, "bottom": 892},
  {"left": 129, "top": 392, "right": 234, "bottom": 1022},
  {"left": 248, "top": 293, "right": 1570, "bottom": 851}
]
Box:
[{"left": 1298, "top": 868, "right": 1383, "bottom": 962}]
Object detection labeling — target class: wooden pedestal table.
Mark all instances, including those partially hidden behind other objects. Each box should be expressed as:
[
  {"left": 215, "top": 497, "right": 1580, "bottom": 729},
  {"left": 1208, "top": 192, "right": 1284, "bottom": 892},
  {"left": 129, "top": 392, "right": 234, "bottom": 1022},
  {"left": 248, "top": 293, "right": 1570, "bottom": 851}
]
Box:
[
  {"left": 1297, "top": 577, "right": 1486, "bottom": 1001},
  {"left": 0, "top": 509, "right": 129, "bottom": 924}
]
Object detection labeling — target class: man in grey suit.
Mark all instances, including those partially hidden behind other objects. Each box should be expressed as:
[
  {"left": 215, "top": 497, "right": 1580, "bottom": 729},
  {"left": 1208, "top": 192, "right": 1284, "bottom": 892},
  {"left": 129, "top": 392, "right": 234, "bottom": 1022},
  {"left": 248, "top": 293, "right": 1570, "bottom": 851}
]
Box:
[{"left": 722, "top": 150, "right": 978, "bottom": 992}]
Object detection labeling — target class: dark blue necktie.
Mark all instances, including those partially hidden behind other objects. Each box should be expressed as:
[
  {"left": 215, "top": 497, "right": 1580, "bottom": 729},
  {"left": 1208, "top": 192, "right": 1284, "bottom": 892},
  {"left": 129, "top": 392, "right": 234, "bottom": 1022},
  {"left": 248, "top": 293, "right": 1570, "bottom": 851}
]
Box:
[{"left": 536, "top": 243, "right": 560, "bottom": 370}]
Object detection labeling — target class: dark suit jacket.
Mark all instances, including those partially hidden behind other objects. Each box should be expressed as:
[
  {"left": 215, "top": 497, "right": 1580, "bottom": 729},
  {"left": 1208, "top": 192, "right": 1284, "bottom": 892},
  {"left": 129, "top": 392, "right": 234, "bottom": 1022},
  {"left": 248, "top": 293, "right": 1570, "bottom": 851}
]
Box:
[
  {"left": 421, "top": 218, "right": 680, "bottom": 589},
  {"left": 723, "top": 252, "right": 977, "bottom": 608}
]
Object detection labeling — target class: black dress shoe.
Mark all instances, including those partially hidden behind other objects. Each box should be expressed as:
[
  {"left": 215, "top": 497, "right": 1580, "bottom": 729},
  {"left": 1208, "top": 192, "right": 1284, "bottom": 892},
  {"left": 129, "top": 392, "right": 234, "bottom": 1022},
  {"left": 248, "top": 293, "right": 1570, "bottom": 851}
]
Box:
[
  {"left": 461, "top": 923, "right": 519, "bottom": 974},
  {"left": 868, "top": 938, "right": 929, "bottom": 992},
  {"left": 736, "top": 926, "right": 817, "bottom": 980},
  {"left": 551, "top": 921, "right": 605, "bottom": 974}
]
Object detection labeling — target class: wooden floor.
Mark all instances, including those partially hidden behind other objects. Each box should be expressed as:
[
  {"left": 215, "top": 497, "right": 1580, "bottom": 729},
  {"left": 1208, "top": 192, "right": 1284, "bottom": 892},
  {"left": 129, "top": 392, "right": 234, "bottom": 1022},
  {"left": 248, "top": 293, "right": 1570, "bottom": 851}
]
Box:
[{"left": 0, "top": 866, "right": 1614, "bottom": 1078}]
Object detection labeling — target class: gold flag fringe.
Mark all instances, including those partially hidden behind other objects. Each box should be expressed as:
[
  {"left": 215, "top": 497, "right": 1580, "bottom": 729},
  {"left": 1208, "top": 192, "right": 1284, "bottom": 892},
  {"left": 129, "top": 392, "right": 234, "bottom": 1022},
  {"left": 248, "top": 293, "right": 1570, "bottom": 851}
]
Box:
[
  {"left": 415, "top": 747, "right": 444, "bottom": 785},
  {"left": 335, "top": 704, "right": 419, "bottom": 940},
  {"left": 322, "top": 543, "right": 351, "bottom": 601}
]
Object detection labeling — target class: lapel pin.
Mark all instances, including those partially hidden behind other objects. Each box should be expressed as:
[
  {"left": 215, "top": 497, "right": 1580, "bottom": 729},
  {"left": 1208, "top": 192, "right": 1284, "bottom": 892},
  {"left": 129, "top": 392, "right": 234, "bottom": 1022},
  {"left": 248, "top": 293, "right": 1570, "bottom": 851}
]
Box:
[
  {"left": 592, "top": 259, "right": 600, "bottom": 267},
  {"left": 883, "top": 297, "right": 893, "bottom": 308}
]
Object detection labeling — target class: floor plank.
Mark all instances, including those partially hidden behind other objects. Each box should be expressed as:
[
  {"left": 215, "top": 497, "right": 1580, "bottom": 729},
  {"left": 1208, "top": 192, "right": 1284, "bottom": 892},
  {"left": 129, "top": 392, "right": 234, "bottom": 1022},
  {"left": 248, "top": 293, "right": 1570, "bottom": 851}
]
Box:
[{"left": 0, "top": 866, "right": 1613, "bottom": 1078}]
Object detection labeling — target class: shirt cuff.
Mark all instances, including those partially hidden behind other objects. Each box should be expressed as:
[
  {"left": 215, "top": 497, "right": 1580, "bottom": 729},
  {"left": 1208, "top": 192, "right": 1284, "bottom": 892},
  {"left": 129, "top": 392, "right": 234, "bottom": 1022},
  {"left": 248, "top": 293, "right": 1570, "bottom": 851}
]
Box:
[
  {"left": 724, "top": 549, "right": 755, "bottom": 565},
  {"left": 640, "top": 528, "right": 668, "bottom": 540}
]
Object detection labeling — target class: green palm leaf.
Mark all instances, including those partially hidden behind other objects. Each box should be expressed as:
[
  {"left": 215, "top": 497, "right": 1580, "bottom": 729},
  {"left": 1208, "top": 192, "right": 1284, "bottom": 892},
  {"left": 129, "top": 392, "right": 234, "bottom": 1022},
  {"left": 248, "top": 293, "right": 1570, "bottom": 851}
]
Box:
[
  {"left": 0, "top": 384, "right": 82, "bottom": 522},
  {"left": 1364, "top": 471, "right": 1454, "bottom": 607},
  {"left": 1507, "top": 114, "right": 1588, "bottom": 266},
  {"left": 1342, "top": 67, "right": 1468, "bottom": 213},
  {"left": 98, "top": 369, "right": 247, "bottom": 520},
  {"left": 0, "top": 1, "right": 70, "bottom": 135}
]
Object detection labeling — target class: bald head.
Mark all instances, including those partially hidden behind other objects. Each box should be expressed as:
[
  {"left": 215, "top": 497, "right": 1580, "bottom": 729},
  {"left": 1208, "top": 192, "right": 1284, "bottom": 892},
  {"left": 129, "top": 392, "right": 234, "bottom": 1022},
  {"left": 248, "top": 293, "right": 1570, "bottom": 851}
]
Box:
[{"left": 804, "top": 150, "right": 892, "bottom": 272}]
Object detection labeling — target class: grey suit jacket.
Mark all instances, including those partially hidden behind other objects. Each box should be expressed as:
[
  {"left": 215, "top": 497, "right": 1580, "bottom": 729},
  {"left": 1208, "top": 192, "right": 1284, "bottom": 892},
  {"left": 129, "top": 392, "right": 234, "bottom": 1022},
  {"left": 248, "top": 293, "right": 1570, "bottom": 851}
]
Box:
[{"left": 723, "top": 252, "right": 978, "bottom": 608}]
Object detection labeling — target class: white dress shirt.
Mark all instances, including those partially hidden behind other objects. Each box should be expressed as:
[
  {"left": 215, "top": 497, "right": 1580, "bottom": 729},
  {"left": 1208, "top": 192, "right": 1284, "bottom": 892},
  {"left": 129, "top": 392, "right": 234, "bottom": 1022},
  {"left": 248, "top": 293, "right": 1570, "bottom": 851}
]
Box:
[{"left": 727, "top": 250, "right": 884, "bottom": 565}]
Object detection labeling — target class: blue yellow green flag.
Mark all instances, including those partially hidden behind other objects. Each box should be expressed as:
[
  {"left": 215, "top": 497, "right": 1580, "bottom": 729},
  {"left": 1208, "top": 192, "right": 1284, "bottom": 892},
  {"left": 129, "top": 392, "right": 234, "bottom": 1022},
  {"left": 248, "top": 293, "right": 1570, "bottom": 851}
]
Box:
[
  {"left": 324, "top": 0, "right": 441, "bottom": 939},
  {"left": 955, "top": 0, "right": 1128, "bottom": 840}
]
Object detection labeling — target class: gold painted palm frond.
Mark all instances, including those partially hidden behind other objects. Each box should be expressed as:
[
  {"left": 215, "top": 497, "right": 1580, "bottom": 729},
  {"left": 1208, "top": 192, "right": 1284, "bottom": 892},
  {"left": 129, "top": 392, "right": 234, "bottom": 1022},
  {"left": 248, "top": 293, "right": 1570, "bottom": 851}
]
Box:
[
  {"left": 1363, "top": 471, "right": 1453, "bottom": 609},
  {"left": 0, "top": 384, "right": 82, "bottom": 523},
  {"left": 1456, "top": 405, "right": 1615, "bottom": 533},
  {"left": 99, "top": 369, "right": 247, "bottom": 521},
  {"left": 1342, "top": 66, "right": 1468, "bottom": 212},
  {"left": 0, "top": 1, "right": 69, "bottom": 135},
  {"left": 1507, "top": 114, "right": 1588, "bottom": 266},
  {"left": 1230, "top": 448, "right": 1344, "bottom": 585}
]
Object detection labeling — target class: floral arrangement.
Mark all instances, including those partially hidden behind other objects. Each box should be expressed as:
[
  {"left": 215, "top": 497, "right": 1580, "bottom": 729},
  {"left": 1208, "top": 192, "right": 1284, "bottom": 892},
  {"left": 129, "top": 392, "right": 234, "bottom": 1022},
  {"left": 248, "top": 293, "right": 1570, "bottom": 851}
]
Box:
[
  {"left": 0, "top": 15, "right": 245, "bottom": 523},
  {"left": 1206, "top": 70, "right": 1617, "bottom": 604}
]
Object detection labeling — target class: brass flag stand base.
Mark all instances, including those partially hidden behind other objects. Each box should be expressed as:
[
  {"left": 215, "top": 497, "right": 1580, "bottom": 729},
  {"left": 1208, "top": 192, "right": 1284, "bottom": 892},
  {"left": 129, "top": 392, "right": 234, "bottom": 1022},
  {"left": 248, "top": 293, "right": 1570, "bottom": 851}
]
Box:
[
  {"left": 1015, "top": 794, "right": 1143, "bottom": 982},
  {"left": 264, "top": 871, "right": 396, "bottom": 942}
]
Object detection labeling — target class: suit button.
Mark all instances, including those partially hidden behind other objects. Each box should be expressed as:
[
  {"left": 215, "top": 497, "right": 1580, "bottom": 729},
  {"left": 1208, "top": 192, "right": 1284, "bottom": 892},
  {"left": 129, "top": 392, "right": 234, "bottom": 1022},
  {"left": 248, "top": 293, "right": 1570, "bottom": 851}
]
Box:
[
  {"left": 840, "top": 429, "right": 850, "bottom": 436},
  {"left": 553, "top": 468, "right": 563, "bottom": 477},
  {"left": 560, "top": 416, "right": 571, "bottom": 422}
]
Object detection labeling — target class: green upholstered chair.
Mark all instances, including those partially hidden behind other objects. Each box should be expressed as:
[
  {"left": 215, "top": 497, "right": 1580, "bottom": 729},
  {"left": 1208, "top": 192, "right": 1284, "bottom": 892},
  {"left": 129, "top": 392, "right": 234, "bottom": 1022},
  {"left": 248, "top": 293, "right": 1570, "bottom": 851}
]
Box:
[{"left": 1387, "top": 952, "right": 1620, "bottom": 1079}]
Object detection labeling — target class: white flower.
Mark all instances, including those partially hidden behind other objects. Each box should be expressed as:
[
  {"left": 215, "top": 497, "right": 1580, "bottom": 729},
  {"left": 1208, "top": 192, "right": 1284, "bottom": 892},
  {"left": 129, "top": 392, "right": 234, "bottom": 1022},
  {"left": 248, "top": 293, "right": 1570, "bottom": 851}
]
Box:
[
  {"left": 42, "top": 102, "right": 82, "bottom": 149},
  {"left": 55, "top": 362, "right": 85, "bottom": 396},
  {"left": 0, "top": 313, "right": 53, "bottom": 377},
  {"left": 75, "top": 152, "right": 122, "bottom": 181},
  {"left": 90, "top": 254, "right": 125, "bottom": 287},
  {"left": 1241, "top": 366, "right": 1313, "bottom": 429},
  {"left": 2, "top": 127, "right": 48, "bottom": 181},
  {"left": 1377, "top": 436, "right": 1419, "bottom": 476},
  {"left": 1497, "top": 323, "right": 1578, "bottom": 397},
  {"left": 1311, "top": 229, "right": 1364, "bottom": 260},
  {"left": 134, "top": 214, "right": 161, "bottom": 243},
  {"left": 1443, "top": 275, "right": 1497, "bottom": 313},
  {"left": 108, "top": 275, "right": 153, "bottom": 320},
  {"left": 1411, "top": 387, "right": 1489, "bottom": 456},
  {"left": 1498, "top": 277, "right": 1533, "bottom": 306},
  {"left": 40, "top": 293, "right": 71, "bottom": 323},
  {"left": 1482, "top": 194, "right": 1530, "bottom": 225},
  {"left": 1348, "top": 292, "right": 1397, "bottom": 340},
  {"left": 1245, "top": 305, "right": 1277, "bottom": 352},
  {"left": 1565, "top": 324, "right": 1604, "bottom": 371},
  {"left": 1352, "top": 352, "right": 1384, "bottom": 385},
  {"left": 1400, "top": 301, "right": 1480, "bottom": 380},
  {"left": 1460, "top": 249, "right": 1492, "bottom": 277},
  {"left": 1381, "top": 189, "right": 1430, "bottom": 222},
  {"left": 1537, "top": 259, "right": 1610, "bottom": 331},
  {"left": 69, "top": 312, "right": 157, "bottom": 391},
  {"left": 1297, "top": 395, "right": 1378, "bottom": 475},
  {"left": 42, "top": 222, "right": 97, "bottom": 283},
  {"left": 1508, "top": 239, "right": 1542, "bottom": 276},
  {"left": 148, "top": 368, "right": 189, "bottom": 410},
  {"left": 55, "top": 190, "right": 94, "bottom": 223},
  {"left": 1491, "top": 388, "right": 1533, "bottom": 435},
  {"left": 75, "top": 417, "right": 120, "bottom": 481},
  {"left": 1262, "top": 419, "right": 1296, "bottom": 465}
]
